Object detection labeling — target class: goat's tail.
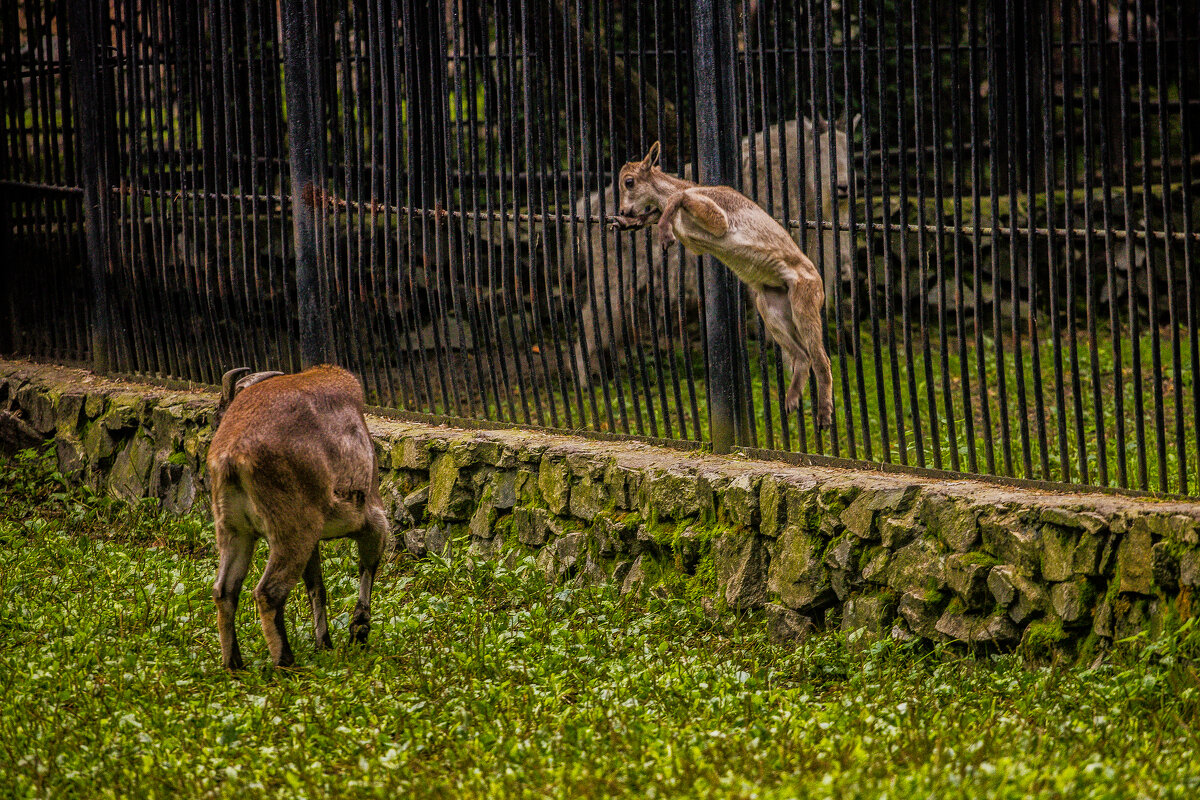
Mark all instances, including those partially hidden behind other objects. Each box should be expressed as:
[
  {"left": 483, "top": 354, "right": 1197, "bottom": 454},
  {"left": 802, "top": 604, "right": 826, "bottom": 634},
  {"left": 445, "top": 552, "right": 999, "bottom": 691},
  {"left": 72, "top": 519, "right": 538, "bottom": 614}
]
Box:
[{"left": 209, "top": 451, "right": 245, "bottom": 492}]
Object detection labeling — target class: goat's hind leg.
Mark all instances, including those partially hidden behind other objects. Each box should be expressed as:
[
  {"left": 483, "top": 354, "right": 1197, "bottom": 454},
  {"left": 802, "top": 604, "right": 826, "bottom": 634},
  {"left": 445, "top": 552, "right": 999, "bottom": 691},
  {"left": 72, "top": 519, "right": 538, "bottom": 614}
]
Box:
[
  {"left": 788, "top": 277, "right": 834, "bottom": 429},
  {"left": 253, "top": 538, "right": 313, "bottom": 668},
  {"left": 213, "top": 521, "right": 255, "bottom": 671},
  {"left": 349, "top": 503, "right": 387, "bottom": 646},
  {"left": 753, "top": 287, "right": 809, "bottom": 414},
  {"left": 302, "top": 547, "right": 333, "bottom": 651}
]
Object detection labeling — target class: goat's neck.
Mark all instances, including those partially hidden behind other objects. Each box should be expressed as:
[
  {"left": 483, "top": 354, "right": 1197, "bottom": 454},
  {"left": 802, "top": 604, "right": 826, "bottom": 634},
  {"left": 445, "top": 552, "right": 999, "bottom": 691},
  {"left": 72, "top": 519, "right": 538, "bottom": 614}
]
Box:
[{"left": 645, "top": 168, "right": 695, "bottom": 208}]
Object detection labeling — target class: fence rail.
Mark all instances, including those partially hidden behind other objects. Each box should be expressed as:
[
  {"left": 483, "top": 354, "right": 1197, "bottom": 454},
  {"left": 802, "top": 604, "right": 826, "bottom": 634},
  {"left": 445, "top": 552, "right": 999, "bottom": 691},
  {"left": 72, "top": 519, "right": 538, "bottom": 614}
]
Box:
[{"left": 3, "top": 0, "right": 1199, "bottom": 496}]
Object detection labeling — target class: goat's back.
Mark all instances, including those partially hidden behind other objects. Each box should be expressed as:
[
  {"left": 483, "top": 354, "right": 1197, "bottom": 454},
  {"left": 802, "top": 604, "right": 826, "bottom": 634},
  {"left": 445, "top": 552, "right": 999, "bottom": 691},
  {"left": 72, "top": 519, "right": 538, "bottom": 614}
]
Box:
[{"left": 208, "top": 366, "right": 376, "bottom": 523}]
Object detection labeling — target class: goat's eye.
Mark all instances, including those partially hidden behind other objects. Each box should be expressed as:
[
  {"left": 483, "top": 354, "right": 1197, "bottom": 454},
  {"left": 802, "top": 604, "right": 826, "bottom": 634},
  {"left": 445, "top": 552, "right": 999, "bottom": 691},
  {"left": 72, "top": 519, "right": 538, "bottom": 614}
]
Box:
[{"left": 623, "top": 177, "right": 634, "bottom": 189}]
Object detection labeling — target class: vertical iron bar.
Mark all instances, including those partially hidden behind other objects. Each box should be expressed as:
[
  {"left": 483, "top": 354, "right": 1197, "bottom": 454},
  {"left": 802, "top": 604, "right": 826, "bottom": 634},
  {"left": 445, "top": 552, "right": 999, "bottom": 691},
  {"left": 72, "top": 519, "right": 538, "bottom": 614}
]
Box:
[
  {"left": 1154, "top": 0, "right": 1182, "bottom": 493},
  {"left": 949, "top": 0, "right": 978, "bottom": 473},
  {"left": 1020, "top": 0, "right": 1049, "bottom": 480},
  {"left": 927, "top": 0, "right": 959, "bottom": 471},
  {"left": 282, "top": 0, "right": 330, "bottom": 366},
  {"left": 1004, "top": 1, "right": 1033, "bottom": 478},
  {"left": 67, "top": 0, "right": 112, "bottom": 374},
  {"left": 896, "top": 0, "right": 924, "bottom": 467},
  {"left": 1114, "top": 0, "right": 1140, "bottom": 488},
  {"left": 1177, "top": 0, "right": 1200, "bottom": 494},
  {"left": 1060, "top": 0, "right": 1089, "bottom": 485},
  {"left": 876, "top": 0, "right": 906, "bottom": 465},
  {"left": 1039, "top": 1, "right": 1069, "bottom": 481},
  {"left": 1135, "top": 0, "right": 1166, "bottom": 491},
  {"left": 693, "top": 0, "right": 743, "bottom": 453},
  {"left": 986, "top": 3, "right": 1013, "bottom": 475}
]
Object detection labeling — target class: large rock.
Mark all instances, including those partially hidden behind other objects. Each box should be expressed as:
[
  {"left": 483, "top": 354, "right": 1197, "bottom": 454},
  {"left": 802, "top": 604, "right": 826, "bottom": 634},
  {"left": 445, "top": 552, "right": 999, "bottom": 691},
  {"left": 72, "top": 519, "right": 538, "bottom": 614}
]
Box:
[
  {"left": 758, "top": 476, "right": 785, "bottom": 537},
  {"left": 988, "top": 565, "right": 1047, "bottom": 624},
  {"left": 537, "top": 531, "right": 585, "bottom": 581},
  {"left": 1180, "top": 548, "right": 1200, "bottom": 588},
  {"left": 898, "top": 591, "right": 943, "bottom": 640},
  {"left": 392, "top": 437, "right": 432, "bottom": 470},
  {"left": 841, "top": 593, "right": 896, "bottom": 637},
  {"left": 568, "top": 476, "right": 606, "bottom": 521},
  {"left": 944, "top": 553, "right": 990, "bottom": 608},
  {"left": 467, "top": 485, "right": 499, "bottom": 541},
  {"left": 715, "top": 530, "right": 768, "bottom": 609},
  {"left": 1117, "top": 523, "right": 1154, "bottom": 595},
  {"left": 1141, "top": 513, "right": 1199, "bottom": 546},
  {"left": 840, "top": 485, "right": 918, "bottom": 540},
  {"left": 55, "top": 391, "right": 87, "bottom": 432},
  {"left": 427, "top": 454, "right": 472, "bottom": 520},
  {"left": 488, "top": 470, "right": 519, "bottom": 510},
  {"left": 538, "top": 457, "right": 572, "bottom": 515},
  {"left": 1152, "top": 542, "right": 1180, "bottom": 594},
  {"left": 1041, "top": 526, "right": 1080, "bottom": 582},
  {"left": 0, "top": 410, "right": 46, "bottom": 455},
  {"left": 621, "top": 553, "right": 652, "bottom": 596},
  {"left": 765, "top": 603, "right": 815, "bottom": 644},
  {"left": 514, "top": 507, "right": 561, "bottom": 547},
  {"left": 1040, "top": 507, "right": 1106, "bottom": 535},
  {"left": 768, "top": 526, "right": 835, "bottom": 612},
  {"left": 15, "top": 385, "right": 56, "bottom": 434},
  {"left": 82, "top": 422, "right": 118, "bottom": 462},
  {"left": 935, "top": 609, "right": 1019, "bottom": 645},
  {"left": 108, "top": 433, "right": 157, "bottom": 503},
  {"left": 919, "top": 494, "right": 981, "bottom": 552},
  {"left": 1050, "top": 579, "right": 1095, "bottom": 627},
  {"left": 980, "top": 516, "right": 1040, "bottom": 576},
  {"left": 885, "top": 537, "right": 946, "bottom": 595},
  {"left": 723, "top": 474, "right": 760, "bottom": 529},
  {"left": 640, "top": 467, "right": 711, "bottom": 520}
]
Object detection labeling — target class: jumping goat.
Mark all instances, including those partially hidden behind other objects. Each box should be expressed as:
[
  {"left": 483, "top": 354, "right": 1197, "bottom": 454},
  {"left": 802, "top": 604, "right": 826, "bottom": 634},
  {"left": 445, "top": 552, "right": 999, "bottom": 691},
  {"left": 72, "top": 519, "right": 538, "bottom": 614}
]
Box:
[{"left": 612, "top": 141, "right": 834, "bottom": 428}]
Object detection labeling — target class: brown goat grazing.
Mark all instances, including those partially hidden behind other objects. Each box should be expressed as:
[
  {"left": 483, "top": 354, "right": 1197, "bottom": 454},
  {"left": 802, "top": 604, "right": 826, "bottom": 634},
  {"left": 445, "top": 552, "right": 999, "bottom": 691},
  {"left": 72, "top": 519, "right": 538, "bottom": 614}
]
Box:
[{"left": 207, "top": 365, "right": 388, "bottom": 670}]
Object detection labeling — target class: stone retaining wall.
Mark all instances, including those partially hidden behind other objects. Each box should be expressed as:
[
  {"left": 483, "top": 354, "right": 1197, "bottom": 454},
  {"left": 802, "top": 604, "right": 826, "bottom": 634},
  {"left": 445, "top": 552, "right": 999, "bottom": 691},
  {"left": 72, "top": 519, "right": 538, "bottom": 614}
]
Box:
[{"left": 3, "top": 359, "right": 1199, "bottom": 657}]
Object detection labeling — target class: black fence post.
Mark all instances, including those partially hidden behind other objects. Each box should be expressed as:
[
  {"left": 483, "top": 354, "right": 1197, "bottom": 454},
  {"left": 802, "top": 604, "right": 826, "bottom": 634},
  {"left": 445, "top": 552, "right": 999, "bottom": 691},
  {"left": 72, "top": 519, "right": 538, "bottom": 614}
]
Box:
[
  {"left": 66, "top": 0, "right": 111, "bottom": 374},
  {"left": 0, "top": 192, "right": 12, "bottom": 355},
  {"left": 692, "top": 0, "right": 744, "bottom": 453},
  {"left": 281, "top": 0, "right": 330, "bottom": 367}
]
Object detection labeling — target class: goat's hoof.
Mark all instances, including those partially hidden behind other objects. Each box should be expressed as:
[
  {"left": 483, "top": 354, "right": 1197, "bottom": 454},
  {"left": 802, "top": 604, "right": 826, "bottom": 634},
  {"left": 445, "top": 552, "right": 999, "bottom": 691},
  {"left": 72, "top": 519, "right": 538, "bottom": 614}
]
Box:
[
  {"left": 274, "top": 650, "right": 295, "bottom": 669},
  {"left": 816, "top": 415, "right": 833, "bottom": 431},
  {"left": 784, "top": 393, "right": 800, "bottom": 413},
  {"left": 316, "top": 634, "right": 333, "bottom": 651},
  {"left": 349, "top": 624, "right": 370, "bottom": 646},
  {"left": 223, "top": 655, "right": 245, "bottom": 672}
]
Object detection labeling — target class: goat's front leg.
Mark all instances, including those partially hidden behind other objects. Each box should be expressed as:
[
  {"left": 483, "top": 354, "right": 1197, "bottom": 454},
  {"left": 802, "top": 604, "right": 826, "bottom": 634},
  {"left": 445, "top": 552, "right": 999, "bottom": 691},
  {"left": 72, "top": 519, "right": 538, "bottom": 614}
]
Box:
[
  {"left": 302, "top": 546, "right": 333, "bottom": 651},
  {"left": 656, "top": 193, "right": 685, "bottom": 249},
  {"left": 658, "top": 190, "right": 731, "bottom": 249},
  {"left": 349, "top": 503, "right": 387, "bottom": 646}
]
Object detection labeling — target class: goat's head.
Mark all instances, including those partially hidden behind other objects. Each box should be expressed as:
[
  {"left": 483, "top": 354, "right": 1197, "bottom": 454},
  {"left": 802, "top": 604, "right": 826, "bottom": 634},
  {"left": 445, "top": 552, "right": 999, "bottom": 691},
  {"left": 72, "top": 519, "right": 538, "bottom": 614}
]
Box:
[
  {"left": 213, "top": 367, "right": 284, "bottom": 429},
  {"left": 612, "top": 141, "right": 664, "bottom": 230}
]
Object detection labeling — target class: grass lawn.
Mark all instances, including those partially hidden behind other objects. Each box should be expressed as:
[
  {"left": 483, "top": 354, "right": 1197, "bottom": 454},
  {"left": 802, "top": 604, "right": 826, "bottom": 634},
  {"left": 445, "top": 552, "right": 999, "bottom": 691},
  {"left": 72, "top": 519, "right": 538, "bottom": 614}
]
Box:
[
  {"left": 2, "top": 448, "right": 1199, "bottom": 799},
  {"left": 461, "top": 320, "right": 1198, "bottom": 497}
]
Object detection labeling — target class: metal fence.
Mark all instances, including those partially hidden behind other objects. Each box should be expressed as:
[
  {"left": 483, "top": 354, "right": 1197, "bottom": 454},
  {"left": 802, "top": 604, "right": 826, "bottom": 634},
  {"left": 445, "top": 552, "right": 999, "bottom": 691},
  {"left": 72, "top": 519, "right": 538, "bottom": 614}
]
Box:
[{"left": 3, "top": 0, "right": 1199, "bottom": 496}]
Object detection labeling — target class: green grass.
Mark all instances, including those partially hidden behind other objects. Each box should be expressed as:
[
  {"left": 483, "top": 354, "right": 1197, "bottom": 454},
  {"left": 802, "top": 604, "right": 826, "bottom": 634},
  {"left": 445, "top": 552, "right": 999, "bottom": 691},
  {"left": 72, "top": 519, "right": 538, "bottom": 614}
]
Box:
[
  {"left": 3, "top": 448, "right": 1200, "bottom": 798},
  {"left": 453, "top": 319, "right": 1198, "bottom": 496}
]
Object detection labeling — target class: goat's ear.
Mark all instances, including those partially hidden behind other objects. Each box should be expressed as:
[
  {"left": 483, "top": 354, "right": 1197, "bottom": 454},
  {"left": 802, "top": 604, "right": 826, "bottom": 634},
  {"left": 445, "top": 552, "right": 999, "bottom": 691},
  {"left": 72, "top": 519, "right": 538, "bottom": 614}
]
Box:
[
  {"left": 221, "top": 368, "right": 252, "bottom": 406},
  {"left": 236, "top": 371, "right": 284, "bottom": 395},
  {"left": 851, "top": 113, "right": 862, "bottom": 133},
  {"left": 641, "top": 140, "right": 661, "bottom": 170}
]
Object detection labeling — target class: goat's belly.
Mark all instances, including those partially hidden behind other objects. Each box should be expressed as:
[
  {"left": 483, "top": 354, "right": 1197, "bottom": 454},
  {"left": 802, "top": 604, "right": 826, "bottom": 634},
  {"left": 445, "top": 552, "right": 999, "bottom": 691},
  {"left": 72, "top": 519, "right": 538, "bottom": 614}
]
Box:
[{"left": 715, "top": 243, "right": 790, "bottom": 288}]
